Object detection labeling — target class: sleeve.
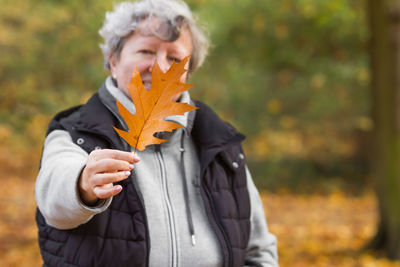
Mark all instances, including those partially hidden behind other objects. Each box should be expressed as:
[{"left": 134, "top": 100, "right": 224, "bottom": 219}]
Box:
[
  {"left": 244, "top": 166, "right": 279, "bottom": 267},
  {"left": 35, "top": 129, "right": 112, "bottom": 230}
]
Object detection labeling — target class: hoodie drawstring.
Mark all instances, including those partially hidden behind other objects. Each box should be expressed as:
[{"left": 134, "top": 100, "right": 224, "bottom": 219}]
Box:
[{"left": 180, "top": 130, "right": 196, "bottom": 246}]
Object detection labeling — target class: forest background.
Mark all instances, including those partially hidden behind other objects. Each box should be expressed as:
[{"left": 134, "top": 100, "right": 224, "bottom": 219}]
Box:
[{"left": 0, "top": 0, "right": 394, "bottom": 266}]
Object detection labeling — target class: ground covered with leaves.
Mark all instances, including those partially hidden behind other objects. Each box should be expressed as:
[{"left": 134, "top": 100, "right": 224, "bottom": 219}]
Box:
[
  {"left": 262, "top": 191, "right": 400, "bottom": 266},
  {"left": 1, "top": 172, "right": 399, "bottom": 266}
]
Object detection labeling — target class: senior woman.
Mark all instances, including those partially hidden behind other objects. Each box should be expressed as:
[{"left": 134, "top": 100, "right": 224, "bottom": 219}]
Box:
[{"left": 35, "top": 0, "right": 278, "bottom": 266}]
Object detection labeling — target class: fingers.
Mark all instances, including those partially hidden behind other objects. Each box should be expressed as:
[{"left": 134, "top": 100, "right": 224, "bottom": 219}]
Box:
[
  {"left": 92, "top": 170, "right": 131, "bottom": 186},
  {"left": 79, "top": 171, "right": 128, "bottom": 203},
  {"left": 86, "top": 149, "right": 140, "bottom": 174},
  {"left": 78, "top": 149, "right": 141, "bottom": 204},
  {"left": 93, "top": 184, "right": 123, "bottom": 199},
  {"left": 90, "top": 149, "right": 140, "bottom": 163},
  {"left": 87, "top": 158, "right": 133, "bottom": 174}
]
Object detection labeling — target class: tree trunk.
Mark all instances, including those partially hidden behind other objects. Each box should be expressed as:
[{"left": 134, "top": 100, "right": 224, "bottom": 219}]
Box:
[{"left": 367, "top": 0, "right": 400, "bottom": 260}]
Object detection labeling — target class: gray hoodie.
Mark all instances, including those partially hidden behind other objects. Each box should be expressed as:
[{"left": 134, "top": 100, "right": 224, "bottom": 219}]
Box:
[{"left": 35, "top": 77, "right": 279, "bottom": 266}]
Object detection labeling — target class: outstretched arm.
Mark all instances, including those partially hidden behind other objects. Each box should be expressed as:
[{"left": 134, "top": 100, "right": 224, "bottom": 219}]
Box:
[{"left": 35, "top": 130, "right": 138, "bottom": 229}]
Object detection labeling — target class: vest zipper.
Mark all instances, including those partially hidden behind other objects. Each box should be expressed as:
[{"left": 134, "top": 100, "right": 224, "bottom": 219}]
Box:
[{"left": 155, "top": 145, "right": 178, "bottom": 267}]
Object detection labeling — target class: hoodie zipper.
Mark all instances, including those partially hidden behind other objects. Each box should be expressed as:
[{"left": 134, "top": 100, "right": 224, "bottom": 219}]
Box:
[{"left": 155, "top": 145, "right": 178, "bottom": 267}]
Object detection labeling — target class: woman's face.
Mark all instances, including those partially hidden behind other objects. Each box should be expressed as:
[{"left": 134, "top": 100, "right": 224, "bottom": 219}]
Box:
[{"left": 109, "top": 23, "right": 193, "bottom": 99}]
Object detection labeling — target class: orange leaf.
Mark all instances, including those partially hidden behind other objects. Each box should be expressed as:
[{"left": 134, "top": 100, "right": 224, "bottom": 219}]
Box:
[{"left": 113, "top": 57, "right": 198, "bottom": 151}]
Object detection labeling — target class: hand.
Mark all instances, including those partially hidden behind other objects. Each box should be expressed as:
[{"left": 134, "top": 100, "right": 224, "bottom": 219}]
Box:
[{"left": 78, "top": 149, "right": 140, "bottom": 206}]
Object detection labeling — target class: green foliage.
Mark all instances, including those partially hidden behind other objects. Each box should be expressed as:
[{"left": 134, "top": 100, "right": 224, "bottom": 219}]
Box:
[
  {"left": 0, "top": 0, "right": 111, "bottom": 153},
  {"left": 0, "top": 0, "right": 370, "bottom": 190},
  {"left": 187, "top": 0, "right": 370, "bottom": 190}
]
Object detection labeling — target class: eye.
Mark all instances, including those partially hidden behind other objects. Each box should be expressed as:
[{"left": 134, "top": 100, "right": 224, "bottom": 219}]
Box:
[
  {"left": 168, "top": 57, "right": 181, "bottom": 63},
  {"left": 138, "top": 50, "right": 154, "bottom": 55}
]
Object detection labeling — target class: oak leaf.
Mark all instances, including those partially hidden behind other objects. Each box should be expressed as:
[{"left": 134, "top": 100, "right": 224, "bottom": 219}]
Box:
[{"left": 113, "top": 57, "right": 197, "bottom": 151}]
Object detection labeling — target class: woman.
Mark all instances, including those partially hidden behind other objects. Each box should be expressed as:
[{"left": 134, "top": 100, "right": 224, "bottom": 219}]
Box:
[{"left": 35, "top": 0, "right": 278, "bottom": 266}]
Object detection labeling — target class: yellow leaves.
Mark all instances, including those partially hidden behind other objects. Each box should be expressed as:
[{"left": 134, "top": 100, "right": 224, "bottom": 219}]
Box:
[
  {"left": 298, "top": 0, "right": 317, "bottom": 18},
  {"left": 252, "top": 15, "right": 266, "bottom": 34},
  {"left": 245, "top": 126, "right": 359, "bottom": 161},
  {"left": 357, "top": 116, "right": 374, "bottom": 132},
  {"left": 279, "top": 116, "right": 296, "bottom": 129},
  {"left": 262, "top": 192, "right": 391, "bottom": 266},
  {"left": 80, "top": 92, "right": 93, "bottom": 105},
  {"left": 1, "top": 163, "right": 399, "bottom": 267},
  {"left": 0, "top": 175, "right": 41, "bottom": 267},
  {"left": 0, "top": 125, "right": 12, "bottom": 143},
  {"left": 246, "top": 129, "right": 305, "bottom": 160},
  {"left": 310, "top": 74, "right": 327, "bottom": 90},
  {"left": 26, "top": 114, "right": 52, "bottom": 146},
  {"left": 357, "top": 68, "right": 370, "bottom": 83},
  {"left": 114, "top": 57, "right": 197, "bottom": 151},
  {"left": 266, "top": 99, "right": 282, "bottom": 114},
  {"left": 274, "top": 23, "right": 289, "bottom": 39}
]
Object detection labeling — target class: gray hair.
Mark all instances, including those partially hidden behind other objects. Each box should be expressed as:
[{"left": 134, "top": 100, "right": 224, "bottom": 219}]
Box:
[{"left": 99, "top": 0, "right": 209, "bottom": 74}]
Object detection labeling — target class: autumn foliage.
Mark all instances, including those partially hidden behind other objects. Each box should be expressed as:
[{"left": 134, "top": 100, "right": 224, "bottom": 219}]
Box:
[
  {"left": 2, "top": 169, "right": 400, "bottom": 267},
  {"left": 113, "top": 57, "right": 197, "bottom": 151},
  {"left": 2, "top": 0, "right": 399, "bottom": 265}
]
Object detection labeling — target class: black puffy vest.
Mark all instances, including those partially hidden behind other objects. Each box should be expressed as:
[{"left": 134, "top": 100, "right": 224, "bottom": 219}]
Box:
[{"left": 36, "top": 93, "right": 251, "bottom": 267}]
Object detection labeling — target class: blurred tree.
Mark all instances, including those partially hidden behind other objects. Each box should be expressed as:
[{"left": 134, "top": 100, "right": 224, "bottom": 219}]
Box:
[
  {"left": 0, "top": 0, "right": 370, "bottom": 191},
  {"left": 189, "top": 0, "right": 369, "bottom": 190},
  {"left": 368, "top": 0, "right": 400, "bottom": 259}
]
